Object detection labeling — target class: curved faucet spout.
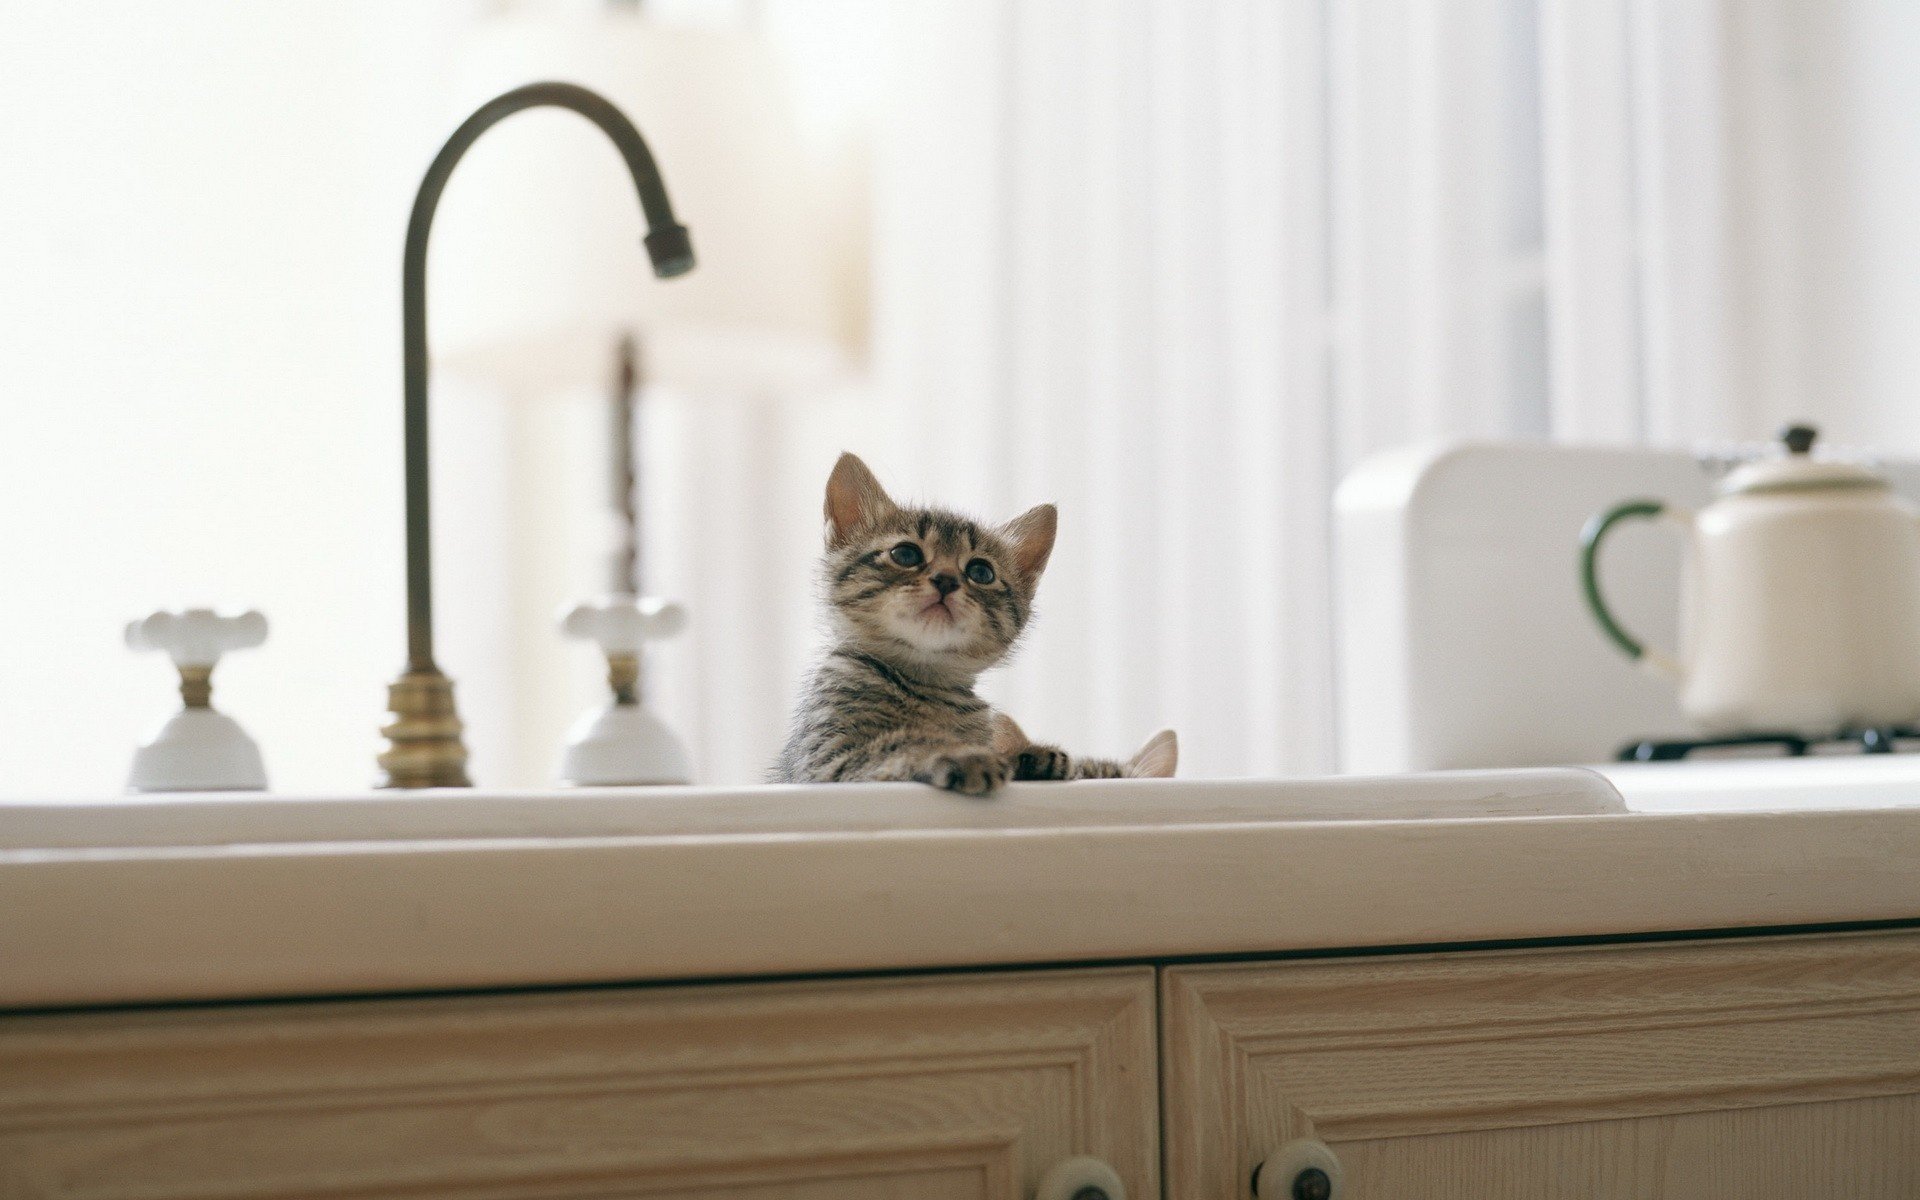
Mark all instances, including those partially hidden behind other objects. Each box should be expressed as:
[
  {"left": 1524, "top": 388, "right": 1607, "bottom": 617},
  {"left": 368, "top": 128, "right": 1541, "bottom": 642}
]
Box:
[{"left": 382, "top": 82, "right": 695, "bottom": 790}]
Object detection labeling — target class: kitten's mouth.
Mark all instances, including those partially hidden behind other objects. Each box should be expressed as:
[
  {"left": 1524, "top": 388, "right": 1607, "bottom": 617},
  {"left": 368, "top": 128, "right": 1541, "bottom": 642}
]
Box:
[{"left": 918, "top": 596, "right": 957, "bottom": 624}]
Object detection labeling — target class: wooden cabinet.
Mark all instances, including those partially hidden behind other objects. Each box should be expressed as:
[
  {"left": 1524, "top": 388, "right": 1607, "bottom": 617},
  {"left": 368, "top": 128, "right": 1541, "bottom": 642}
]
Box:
[
  {"left": 1161, "top": 932, "right": 1920, "bottom": 1199},
  {"left": 10, "top": 932, "right": 1920, "bottom": 1198},
  {"left": 0, "top": 968, "right": 1159, "bottom": 1200}
]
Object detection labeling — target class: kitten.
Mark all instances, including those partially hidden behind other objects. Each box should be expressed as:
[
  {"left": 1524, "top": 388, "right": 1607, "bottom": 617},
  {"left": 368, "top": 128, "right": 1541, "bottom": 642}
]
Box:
[{"left": 772, "top": 452, "right": 1177, "bottom": 795}]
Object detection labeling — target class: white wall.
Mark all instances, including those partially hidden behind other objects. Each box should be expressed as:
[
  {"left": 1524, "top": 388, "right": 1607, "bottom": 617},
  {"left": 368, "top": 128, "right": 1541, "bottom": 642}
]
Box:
[
  {"left": 1835, "top": 1, "right": 1920, "bottom": 451},
  {"left": 1713, "top": 0, "right": 1920, "bottom": 451},
  {"left": 0, "top": 2, "right": 479, "bottom": 796}
]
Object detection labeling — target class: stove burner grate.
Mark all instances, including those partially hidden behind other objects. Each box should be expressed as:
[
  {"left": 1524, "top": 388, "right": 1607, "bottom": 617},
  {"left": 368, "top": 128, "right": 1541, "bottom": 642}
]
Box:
[{"left": 1618, "top": 727, "right": 1920, "bottom": 762}]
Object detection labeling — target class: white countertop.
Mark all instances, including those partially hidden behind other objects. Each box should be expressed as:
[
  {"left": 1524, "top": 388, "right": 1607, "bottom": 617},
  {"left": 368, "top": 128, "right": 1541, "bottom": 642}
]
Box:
[{"left": 4, "top": 764, "right": 1919, "bottom": 1010}]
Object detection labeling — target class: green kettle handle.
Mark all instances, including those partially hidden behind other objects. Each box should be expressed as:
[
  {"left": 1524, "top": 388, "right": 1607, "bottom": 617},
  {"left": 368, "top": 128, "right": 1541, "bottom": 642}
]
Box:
[{"left": 1579, "top": 499, "right": 1683, "bottom": 678}]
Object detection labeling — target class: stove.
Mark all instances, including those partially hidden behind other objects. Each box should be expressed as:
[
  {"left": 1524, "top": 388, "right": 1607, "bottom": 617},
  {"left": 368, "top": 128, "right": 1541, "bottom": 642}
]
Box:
[{"left": 1618, "top": 727, "right": 1920, "bottom": 762}]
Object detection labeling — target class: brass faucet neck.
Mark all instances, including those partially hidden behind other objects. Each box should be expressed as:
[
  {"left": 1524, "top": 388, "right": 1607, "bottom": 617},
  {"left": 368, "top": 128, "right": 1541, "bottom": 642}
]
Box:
[
  {"left": 377, "top": 667, "right": 471, "bottom": 789},
  {"left": 387, "top": 82, "right": 693, "bottom": 786}
]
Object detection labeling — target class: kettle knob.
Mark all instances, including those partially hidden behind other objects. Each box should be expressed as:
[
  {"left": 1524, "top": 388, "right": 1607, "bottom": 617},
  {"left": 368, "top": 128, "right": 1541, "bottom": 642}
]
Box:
[{"left": 1781, "top": 424, "right": 1818, "bottom": 456}]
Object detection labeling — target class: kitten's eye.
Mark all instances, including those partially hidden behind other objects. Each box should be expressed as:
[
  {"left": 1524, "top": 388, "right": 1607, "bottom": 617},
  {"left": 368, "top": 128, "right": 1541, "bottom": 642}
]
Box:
[
  {"left": 888, "top": 542, "right": 925, "bottom": 568},
  {"left": 965, "top": 558, "right": 997, "bottom": 585}
]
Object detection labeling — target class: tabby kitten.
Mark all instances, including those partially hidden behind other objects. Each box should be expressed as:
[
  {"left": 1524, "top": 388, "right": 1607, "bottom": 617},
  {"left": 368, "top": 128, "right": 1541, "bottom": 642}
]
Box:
[{"left": 773, "top": 452, "right": 1177, "bottom": 795}]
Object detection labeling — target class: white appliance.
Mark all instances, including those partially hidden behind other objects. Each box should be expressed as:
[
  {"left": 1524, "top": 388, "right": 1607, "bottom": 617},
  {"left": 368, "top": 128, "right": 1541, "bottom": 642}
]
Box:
[{"left": 1334, "top": 441, "right": 1920, "bottom": 773}]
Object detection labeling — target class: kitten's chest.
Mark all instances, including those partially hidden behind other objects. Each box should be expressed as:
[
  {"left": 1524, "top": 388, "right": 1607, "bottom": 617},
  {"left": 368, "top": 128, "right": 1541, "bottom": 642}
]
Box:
[
  {"left": 813, "top": 657, "right": 991, "bottom": 740},
  {"left": 941, "top": 705, "right": 994, "bottom": 744}
]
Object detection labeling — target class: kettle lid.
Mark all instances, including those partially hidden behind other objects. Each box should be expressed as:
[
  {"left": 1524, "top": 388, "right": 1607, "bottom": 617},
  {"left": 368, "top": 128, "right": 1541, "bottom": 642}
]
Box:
[{"left": 1718, "top": 425, "right": 1889, "bottom": 496}]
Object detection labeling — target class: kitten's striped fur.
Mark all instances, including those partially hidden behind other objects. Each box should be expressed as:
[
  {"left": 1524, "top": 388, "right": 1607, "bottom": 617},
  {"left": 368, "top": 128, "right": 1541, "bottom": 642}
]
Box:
[{"left": 773, "top": 453, "right": 1176, "bottom": 795}]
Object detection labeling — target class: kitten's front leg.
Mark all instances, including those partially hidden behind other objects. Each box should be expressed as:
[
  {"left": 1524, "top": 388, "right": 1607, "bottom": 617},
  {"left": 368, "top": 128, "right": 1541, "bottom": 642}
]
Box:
[
  {"left": 914, "top": 747, "right": 1011, "bottom": 796},
  {"left": 1011, "top": 743, "right": 1072, "bottom": 780},
  {"left": 869, "top": 744, "right": 1011, "bottom": 797},
  {"left": 988, "top": 712, "right": 1072, "bottom": 781}
]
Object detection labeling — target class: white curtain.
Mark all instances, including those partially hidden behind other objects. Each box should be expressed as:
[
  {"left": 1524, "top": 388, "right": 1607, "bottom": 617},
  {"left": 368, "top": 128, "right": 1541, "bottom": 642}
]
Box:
[
  {"left": 764, "top": 0, "right": 1730, "bottom": 781},
  {"left": 863, "top": 1, "right": 1340, "bottom": 778}
]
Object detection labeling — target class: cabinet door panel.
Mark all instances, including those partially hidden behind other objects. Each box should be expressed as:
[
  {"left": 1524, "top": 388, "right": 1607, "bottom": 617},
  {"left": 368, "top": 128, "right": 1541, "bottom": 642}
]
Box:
[
  {"left": 1337, "top": 1095, "right": 1920, "bottom": 1199},
  {"left": 0, "top": 967, "right": 1157, "bottom": 1199},
  {"left": 1162, "top": 932, "right": 1920, "bottom": 1199}
]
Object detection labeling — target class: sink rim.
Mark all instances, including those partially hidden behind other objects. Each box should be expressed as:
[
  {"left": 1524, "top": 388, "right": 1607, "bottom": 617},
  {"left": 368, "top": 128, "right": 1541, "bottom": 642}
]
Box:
[{"left": 0, "top": 768, "right": 1624, "bottom": 852}]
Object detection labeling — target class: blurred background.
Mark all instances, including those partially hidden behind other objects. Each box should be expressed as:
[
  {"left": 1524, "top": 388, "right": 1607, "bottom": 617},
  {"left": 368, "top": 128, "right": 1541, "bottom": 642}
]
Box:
[{"left": 3, "top": 0, "right": 1920, "bottom": 793}]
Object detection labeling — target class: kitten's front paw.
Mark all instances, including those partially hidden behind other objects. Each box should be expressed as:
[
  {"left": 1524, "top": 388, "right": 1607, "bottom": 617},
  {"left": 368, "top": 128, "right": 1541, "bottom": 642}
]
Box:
[
  {"left": 924, "top": 751, "right": 1010, "bottom": 797},
  {"left": 1012, "top": 743, "right": 1071, "bottom": 781}
]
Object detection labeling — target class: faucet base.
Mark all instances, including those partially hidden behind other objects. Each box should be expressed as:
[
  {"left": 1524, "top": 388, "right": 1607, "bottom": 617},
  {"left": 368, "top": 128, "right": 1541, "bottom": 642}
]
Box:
[{"left": 377, "top": 667, "right": 472, "bottom": 789}]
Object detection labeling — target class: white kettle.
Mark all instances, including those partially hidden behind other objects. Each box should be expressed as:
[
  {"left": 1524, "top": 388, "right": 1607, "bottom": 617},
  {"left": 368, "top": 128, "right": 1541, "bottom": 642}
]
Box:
[{"left": 1582, "top": 425, "right": 1920, "bottom": 736}]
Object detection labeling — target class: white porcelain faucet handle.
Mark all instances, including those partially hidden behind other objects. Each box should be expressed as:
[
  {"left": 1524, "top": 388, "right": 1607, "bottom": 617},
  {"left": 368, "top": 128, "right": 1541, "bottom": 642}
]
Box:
[
  {"left": 124, "top": 607, "right": 270, "bottom": 792},
  {"left": 559, "top": 594, "right": 687, "bottom": 654},
  {"left": 125, "top": 608, "right": 268, "bottom": 668}
]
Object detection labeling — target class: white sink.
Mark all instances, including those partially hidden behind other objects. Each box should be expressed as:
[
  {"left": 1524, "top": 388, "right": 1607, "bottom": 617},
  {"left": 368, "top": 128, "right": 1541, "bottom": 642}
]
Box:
[
  {"left": 0, "top": 769, "right": 1622, "bottom": 851},
  {"left": 7, "top": 767, "right": 1920, "bottom": 1011}
]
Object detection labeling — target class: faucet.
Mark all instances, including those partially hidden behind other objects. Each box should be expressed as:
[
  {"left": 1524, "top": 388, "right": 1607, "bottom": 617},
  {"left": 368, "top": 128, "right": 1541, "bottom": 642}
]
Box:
[{"left": 379, "top": 82, "right": 695, "bottom": 789}]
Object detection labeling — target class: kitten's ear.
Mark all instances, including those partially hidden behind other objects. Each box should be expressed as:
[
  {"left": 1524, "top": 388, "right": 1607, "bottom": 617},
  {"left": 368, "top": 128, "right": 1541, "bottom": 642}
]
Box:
[
  {"left": 1127, "top": 729, "right": 1178, "bottom": 778},
  {"left": 824, "top": 452, "right": 898, "bottom": 547},
  {"left": 1002, "top": 504, "right": 1058, "bottom": 580}
]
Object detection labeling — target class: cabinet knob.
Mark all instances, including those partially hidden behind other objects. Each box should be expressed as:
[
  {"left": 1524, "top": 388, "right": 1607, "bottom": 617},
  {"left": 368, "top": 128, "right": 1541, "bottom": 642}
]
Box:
[
  {"left": 1035, "top": 1155, "right": 1126, "bottom": 1200},
  {"left": 1254, "top": 1139, "right": 1343, "bottom": 1200}
]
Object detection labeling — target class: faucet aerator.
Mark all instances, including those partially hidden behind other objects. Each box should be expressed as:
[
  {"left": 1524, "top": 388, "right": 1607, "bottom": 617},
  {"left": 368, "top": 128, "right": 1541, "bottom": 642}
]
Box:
[{"left": 644, "top": 224, "right": 696, "bottom": 278}]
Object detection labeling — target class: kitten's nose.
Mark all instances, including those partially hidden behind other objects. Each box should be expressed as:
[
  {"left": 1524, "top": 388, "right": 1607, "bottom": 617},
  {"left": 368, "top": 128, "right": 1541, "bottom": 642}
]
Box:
[{"left": 931, "top": 573, "right": 960, "bottom": 597}]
